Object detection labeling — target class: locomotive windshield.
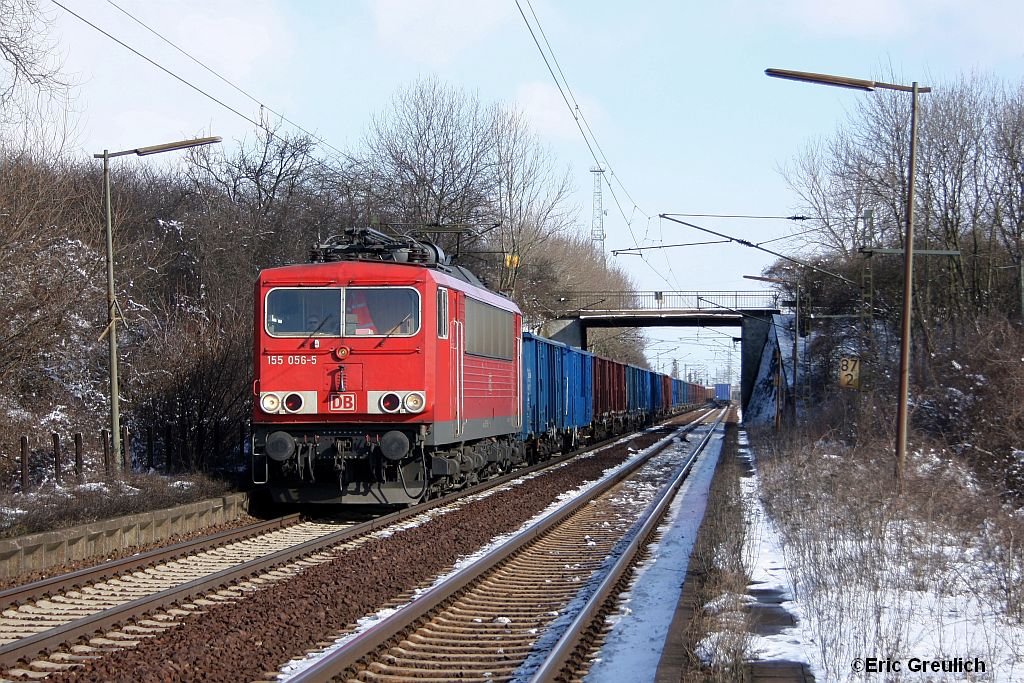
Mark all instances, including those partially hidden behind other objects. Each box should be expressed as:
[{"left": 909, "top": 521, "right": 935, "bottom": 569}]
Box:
[
  {"left": 265, "top": 288, "right": 342, "bottom": 337},
  {"left": 265, "top": 286, "right": 420, "bottom": 338},
  {"left": 344, "top": 287, "right": 420, "bottom": 337}
]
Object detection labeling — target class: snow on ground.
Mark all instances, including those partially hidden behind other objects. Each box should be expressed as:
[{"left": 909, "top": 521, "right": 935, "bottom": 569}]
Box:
[
  {"left": 730, "top": 431, "right": 821, "bottom": 675},
  {"left": 585, "top": 421, "right": 725, "bottom": 683},
  {"left": 728, "top": 430, "right": 1024, "bottom": 682}
]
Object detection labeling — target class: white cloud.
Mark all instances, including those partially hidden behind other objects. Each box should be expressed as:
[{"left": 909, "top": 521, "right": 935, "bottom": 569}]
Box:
[
  {"left": 370, "top": 0, "right": 513, "bottom": 66},
  {"left": 151, "top": 1, "right": 291, "bottom": 82},
  {"left": 515, "top": 81, "right": 605, "bottom": 144}
]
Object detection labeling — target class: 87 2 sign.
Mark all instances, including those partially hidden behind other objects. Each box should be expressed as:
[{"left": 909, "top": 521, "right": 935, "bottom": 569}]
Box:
[{"left": 838, "top": 357, "right": 861, "bottom": 390}]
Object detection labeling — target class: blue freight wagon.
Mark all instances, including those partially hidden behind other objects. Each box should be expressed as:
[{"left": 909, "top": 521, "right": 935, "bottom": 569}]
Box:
[
  {"left": 521, "top": 333, "right": 593, "bottom": 454},
  {"left": 714, "top": 383, "right": 731, "bottom": 402}
]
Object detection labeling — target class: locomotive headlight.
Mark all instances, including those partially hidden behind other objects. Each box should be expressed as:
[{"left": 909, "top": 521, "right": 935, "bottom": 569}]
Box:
[
  {"left": 283, "top": 392, "right": 304, "bottom": 413},
  {"left": 403, "top": 391, "right": 425, "bottom": 413},
  {"left": 380, "top": 392, "right": 402, "bottom": 413},
  {"left": 260, "top": 393, "right": 281, "bottom": 413}
]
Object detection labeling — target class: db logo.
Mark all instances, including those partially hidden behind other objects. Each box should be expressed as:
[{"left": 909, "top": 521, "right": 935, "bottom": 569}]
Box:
[{"left": 328, "top": 393, "right": 356, "bottom": 412}]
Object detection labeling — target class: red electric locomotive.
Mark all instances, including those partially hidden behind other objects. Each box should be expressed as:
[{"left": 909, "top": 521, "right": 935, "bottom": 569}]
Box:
[{"left": 252, "top": 228, "right": 524, "bottom": 504}]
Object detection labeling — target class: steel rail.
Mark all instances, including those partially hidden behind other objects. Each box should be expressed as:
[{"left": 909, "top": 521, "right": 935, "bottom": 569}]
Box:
[
  {"left": 0, "top": 513, "right": 302, "bottom": 607},
  {"left": 0, "top": 414, "right": 699, "bottom": 671},
  {"left": 0, "top": 509, "right": 403, "bottom": 669},
  {"left": 286, "top": 416, "right": 708, "bottom": 683},
  {"left": 528, "top": 408, "right": 726, "bottom": 681}
]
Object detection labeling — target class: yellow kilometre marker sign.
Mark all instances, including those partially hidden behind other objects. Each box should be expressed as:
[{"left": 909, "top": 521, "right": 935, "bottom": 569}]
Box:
[{"left": 838, "top": 357, "right": 860, "bottom": 390}]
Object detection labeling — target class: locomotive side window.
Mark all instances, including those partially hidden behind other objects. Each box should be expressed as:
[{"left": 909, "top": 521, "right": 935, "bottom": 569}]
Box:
[
  {"left": 344, "top": 287, "right": 421, "bottom": 337},
  {"left": 465, "top": 297, "right": 513, "bottom": 360},
  {"left": 266, "top": 288, "right": 342, "bottom": 337},
  {"left": 437, "top": 288, "right": 449, "bottom": 339}
]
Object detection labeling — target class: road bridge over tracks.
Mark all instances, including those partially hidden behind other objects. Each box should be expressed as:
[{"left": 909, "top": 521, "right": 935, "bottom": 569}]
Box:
[{"left": 539, "top": 291, "right": 781, "bottom": 410}]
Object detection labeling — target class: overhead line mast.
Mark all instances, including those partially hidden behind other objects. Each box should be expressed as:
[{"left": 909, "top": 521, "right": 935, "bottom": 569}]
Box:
[{"left": 591, "top": 166, "right": 605, "bottom": 261}]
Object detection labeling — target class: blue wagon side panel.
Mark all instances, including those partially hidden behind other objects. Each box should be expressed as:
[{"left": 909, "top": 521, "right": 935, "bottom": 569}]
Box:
[
  {"left": 650, "top": 371, "right": 662, "bottom": 413},
  {"left": 567, "top": 347, "right": 593, "bottom": 429},
  {"left": 561, "top": 346, "right": 578, "bottom": 429},
  {"left": 539, "top": 336, "right": 555, "bottom": 433},
  {"left": 521, "top": 334, "right": 538, "bottom": 440},
  {"left": 582, "top": 352, "right": 594, "bottom": 426}
]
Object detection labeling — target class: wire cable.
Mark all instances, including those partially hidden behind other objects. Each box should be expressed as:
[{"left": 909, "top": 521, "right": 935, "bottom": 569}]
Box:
[
  {"left": 53, "top": 0, "right": 358, "bottom": 181},
  {"left": 103, "top": 0, "right": 356, "bottom": 164},
  {"left": 660, "top": 214, "right": 859, "bottom": 287},
  {"left": 513, "top": 0, "right": 660, "bottom": 272},
  {"left": 52, "top": 0, "right": 262, "bottom": 129},
  {"left": 521, "top": 0, "right": 648, "bottom": 220}
]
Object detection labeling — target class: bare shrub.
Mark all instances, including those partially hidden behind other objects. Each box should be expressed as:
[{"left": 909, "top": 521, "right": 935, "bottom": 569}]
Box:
[
  {"left": 0, "top": 472, "right": 232, "bottom": 538},
  {"left": 755, "top": 385, "right": 1024, "bottom": 676},
  {"left": 913, "top": 315, "right": 1024, "bottom": 493}
]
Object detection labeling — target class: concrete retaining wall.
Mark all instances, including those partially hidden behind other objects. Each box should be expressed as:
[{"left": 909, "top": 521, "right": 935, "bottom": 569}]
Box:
[{"left": 0, "top": 492, "right": 251, "bottom": 578}]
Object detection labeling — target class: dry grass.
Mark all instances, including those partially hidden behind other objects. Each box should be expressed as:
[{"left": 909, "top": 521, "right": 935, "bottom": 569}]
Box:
[
  {"left": 0, "top": 472, "right": 235, "bottom": 538},
  {"left": 751, "top": 393, "right": 1024, "bottom": 679},
  {"left": 681, "top": 423, "right": 754, "bottom": 682}
]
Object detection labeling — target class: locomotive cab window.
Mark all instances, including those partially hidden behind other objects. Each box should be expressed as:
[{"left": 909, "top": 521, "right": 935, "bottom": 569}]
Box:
[
  {"left": 344, "top": 287, "right": 421, "bottom": 337},
  {"left": 437, "top": 288, "right": 449, "bottom": 339},
  {"left": 266, "top": 287, "right": 342, "bottom": 337}
]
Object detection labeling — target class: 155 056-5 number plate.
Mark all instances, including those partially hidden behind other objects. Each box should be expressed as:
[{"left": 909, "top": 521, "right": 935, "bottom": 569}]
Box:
[{"left": 267, "top": 355, "right": 318, "bottom": 365}]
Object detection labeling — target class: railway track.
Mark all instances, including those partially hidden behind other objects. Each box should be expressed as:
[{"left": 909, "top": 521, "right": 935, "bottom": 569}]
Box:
[
  {"left": 281, "top": 408, "right": 725, "bottom": 682},
  {"left": 0, "top": 416, "right": 705, "bottom": 679},
  {"left": 0, "top": 514, "right": 366, "bottom": 677}
]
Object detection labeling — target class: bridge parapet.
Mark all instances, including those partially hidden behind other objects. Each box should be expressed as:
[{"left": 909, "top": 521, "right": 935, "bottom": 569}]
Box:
[{"left": 554, "top": 290, "right": 778, "bottom": 313}]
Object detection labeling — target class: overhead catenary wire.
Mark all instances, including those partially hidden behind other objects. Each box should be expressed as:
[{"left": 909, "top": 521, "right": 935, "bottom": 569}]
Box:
[
  {"left": 660, "top": 214, "right": 859, "bottom": 287},
  {"left": 52, "top": 0, "right": 360, "bottom": 181},
  {"left": 612, "top": 239, "right": 731, "bottom": 255},
  {"left": 103, "top": 0, "right": 357, "bottom": 165},
  {"left": 52, "top": 0, "right": 263, "bottom": 130},
  {"left": 664, "top": 213, "right": 810, "bottom": 220},
  {"left": 613, "top": 226, "right": 825, "bottom": 254},
  {"left": 521, "top": 0, "right": 648, "bottom": 220},
  {"left": 512, "top": 0, "right": 682, "bottom": 290}
]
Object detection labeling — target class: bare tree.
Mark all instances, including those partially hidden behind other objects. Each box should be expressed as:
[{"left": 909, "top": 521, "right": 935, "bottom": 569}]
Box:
[
  {"left": 992, "top": 82, "right": 1024, "bottom": 312},
  {"left": 0, "top": 151, "right": 97, "bottom": 385},
  {"left": 0, "top": 0, "right": 70, "bottom": 130},
  {"left": 183, "top": 117, "right": 329, "bottom": 306},
  {"left": 359, "top": 76, "right": 494, "bottom": 244},
  {"left": 488, "top": 105, "right": 574, "bottom": 294},
  {"left": 782, "top": 137, "right": 873, "bottom": 256},
  {"left": 916, "top": 75, "right": 991, "bottom": 321}
]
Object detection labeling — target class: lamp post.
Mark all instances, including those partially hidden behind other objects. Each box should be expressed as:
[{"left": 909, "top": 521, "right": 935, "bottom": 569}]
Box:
[
  {"left": 765, "top": 68, "right": 929, "bottom": 491},
  {"left": 744, "top": 274, "right": 799, "bottom": 424},
  {"left": 96, "top": 135, "right": 221, "bottom": 470}
]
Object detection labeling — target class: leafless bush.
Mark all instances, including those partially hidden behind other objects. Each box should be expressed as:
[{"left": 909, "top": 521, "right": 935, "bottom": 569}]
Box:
[
  {"left": 0, "top": 472, "right": 232, "bottom": 538},
  {"left": 128, "top": 311, "right": 251, "bottom": 472},
  {"left": 756, "top": 387, "right": 1024, "bottom": 677}
]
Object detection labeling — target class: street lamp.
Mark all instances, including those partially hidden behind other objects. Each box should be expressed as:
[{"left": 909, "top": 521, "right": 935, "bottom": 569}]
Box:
[
  {"left": 744, "top": 274, "right": 799, "bottom": 424},
  {"left": 96, "top": 135, "right": 221, "bottom": 470},
  {"left": 766, "top": 67, "right": 930, "bottom": 491}
]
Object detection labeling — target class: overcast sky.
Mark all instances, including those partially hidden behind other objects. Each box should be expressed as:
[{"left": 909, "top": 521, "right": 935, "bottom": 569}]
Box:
[{"left": 45, "top": 0, "right": 1024, "bottom": 379}]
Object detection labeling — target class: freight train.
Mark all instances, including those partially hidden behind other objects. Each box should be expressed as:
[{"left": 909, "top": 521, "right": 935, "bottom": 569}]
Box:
[{"left": 251, "top": 228, "right": 711, "bottom": 505}]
